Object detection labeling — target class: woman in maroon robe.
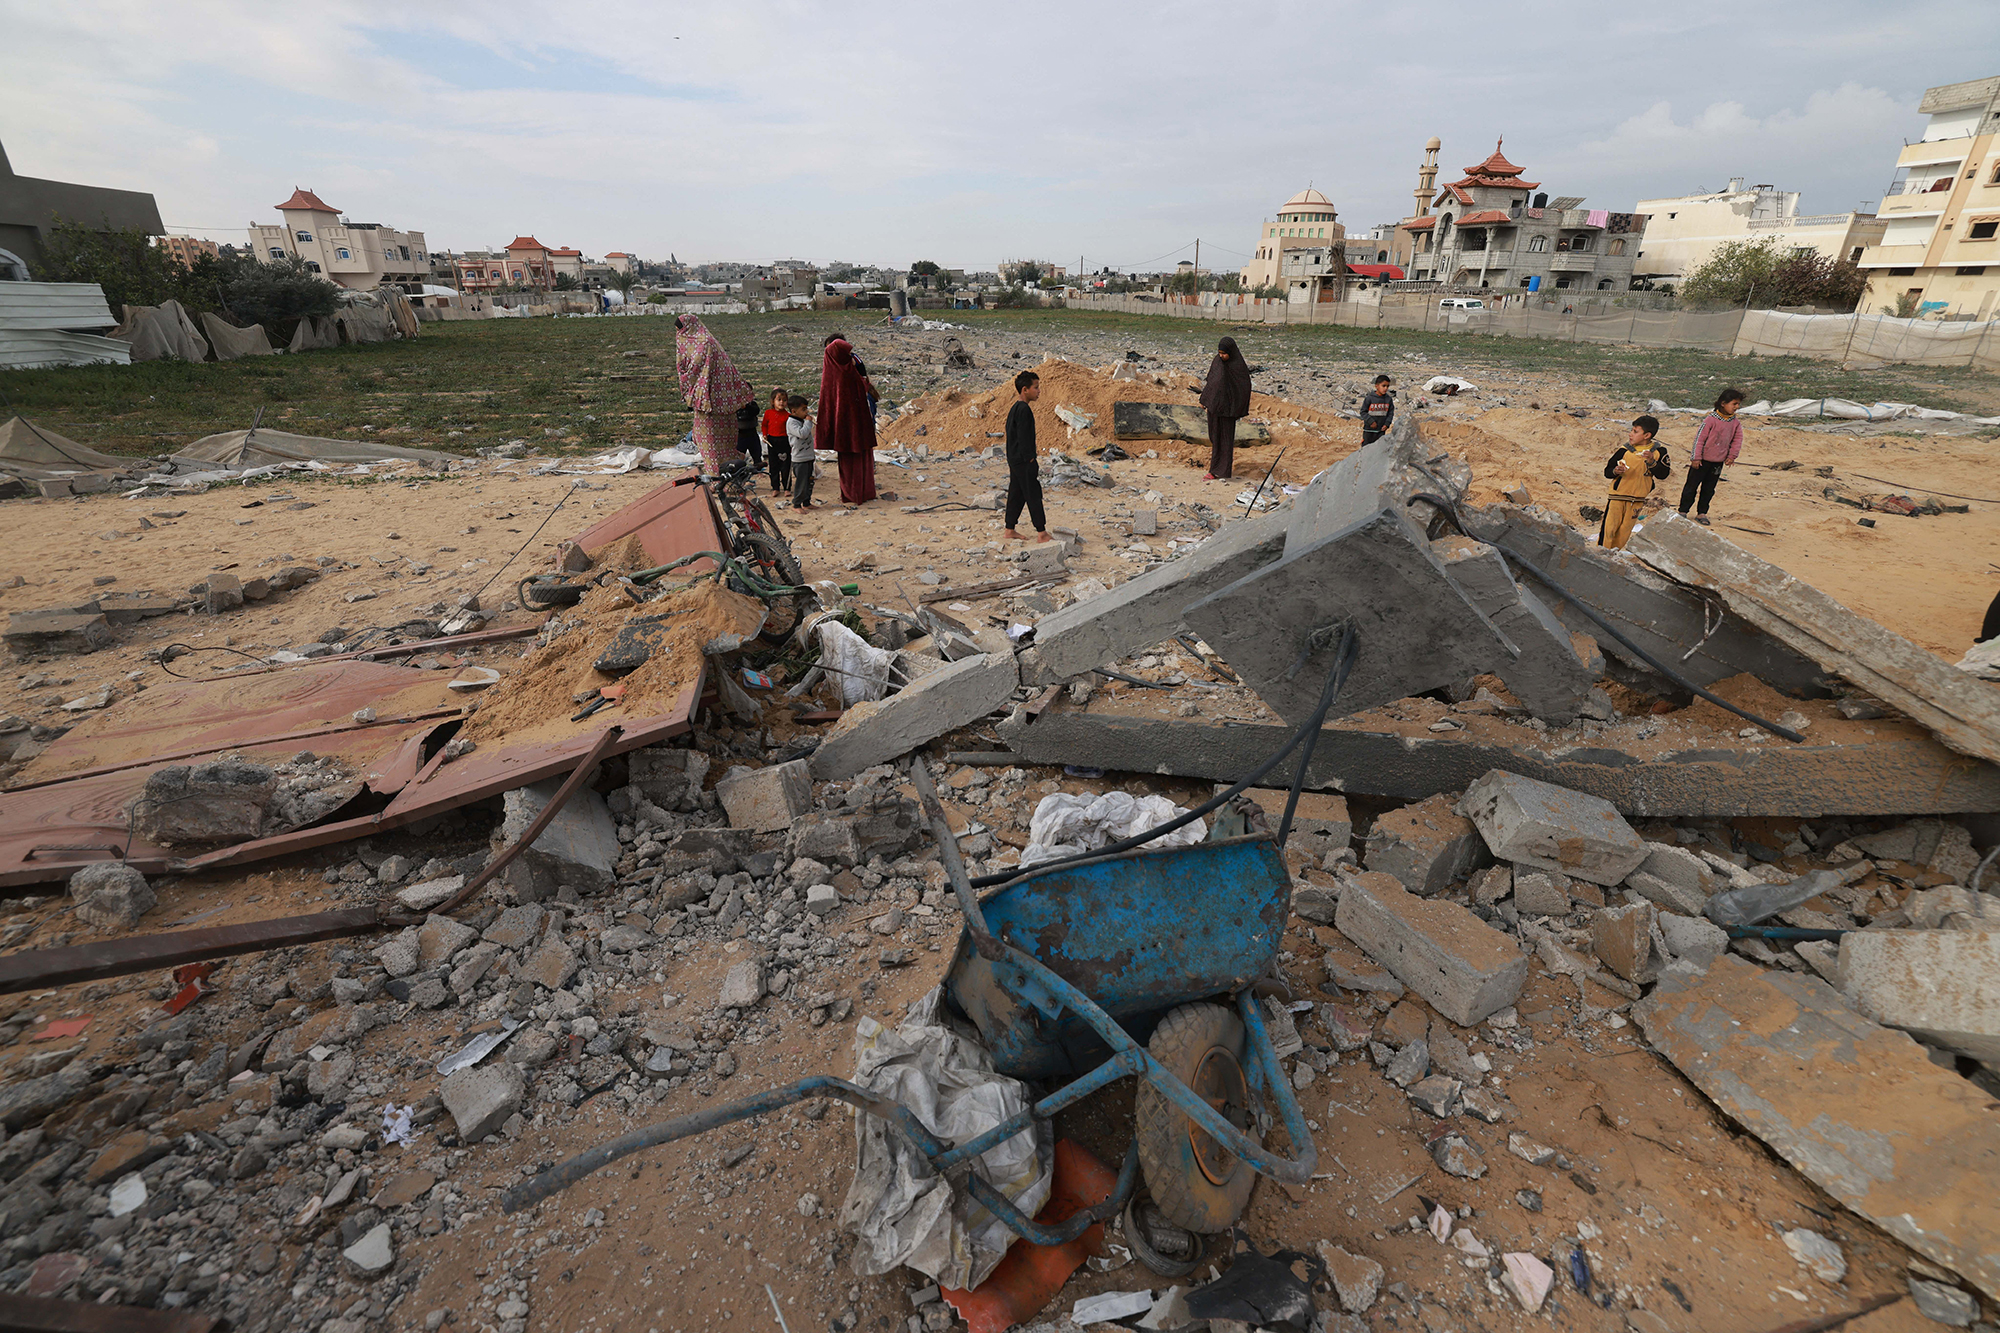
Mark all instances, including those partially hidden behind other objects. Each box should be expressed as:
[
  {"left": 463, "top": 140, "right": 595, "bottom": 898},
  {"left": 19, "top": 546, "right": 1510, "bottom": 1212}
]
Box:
[{"left": 816, "top": 337, "right": 877, "bottom": 504}]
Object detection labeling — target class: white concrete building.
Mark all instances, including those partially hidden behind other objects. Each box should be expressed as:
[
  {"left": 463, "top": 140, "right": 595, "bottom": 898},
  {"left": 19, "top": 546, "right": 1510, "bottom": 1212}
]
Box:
[
  {"left": 1631, "top": 178, "right": 1884, "bottom": 284},
  {"left": 248, "top": 189, "right": 429, "bottom": 293},
  {"left": 1241, "top": 188, "right": 1346, "bottom": 290},
  {"left": 1857, "top": 75, "right": 2000, "bottom": 320}
]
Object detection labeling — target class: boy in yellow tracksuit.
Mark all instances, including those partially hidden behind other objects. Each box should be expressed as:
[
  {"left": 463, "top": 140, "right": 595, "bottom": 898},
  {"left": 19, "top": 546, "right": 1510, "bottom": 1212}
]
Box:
[{"left": 1600, "top": 414, "right": 1670, "bottom": 550}]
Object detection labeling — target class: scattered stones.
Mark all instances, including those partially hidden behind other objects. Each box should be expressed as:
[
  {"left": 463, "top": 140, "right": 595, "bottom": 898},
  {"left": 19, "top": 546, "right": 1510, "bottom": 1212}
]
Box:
[
  {"left": 1429, "top": 1132, "right": 1485, "bottom": 1178},
  {"left": 66, "top": 862, "right": 156, "bottom": 932},
  {"left": 1782, "top": 1228, "right": 1847, "bottom": 1284},
  {"left": 342, "top": 1222, "right": 395, "bottom": 1276},
  {"left": 440, "top": 1063, "right": 527, "bottom": 1142},
  {"left": 718, "top": 961, "right": 765, "bottom": 1009},
  {"left": 1314, "top": 1242, "right": 1383, "bottom": 1314},
  {"left": 1908, "top": 1278, "right": 1977, "bottom": 1326}
]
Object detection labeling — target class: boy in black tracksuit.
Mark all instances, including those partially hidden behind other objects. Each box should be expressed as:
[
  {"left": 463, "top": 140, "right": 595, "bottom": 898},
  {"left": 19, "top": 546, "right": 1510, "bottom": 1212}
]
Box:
[
  {"left": 1003, "top": 370, "right": 1048, "bottom": 541},
  {"left": 1360, "top": 374, "right": 1395, "bottom": 443}
]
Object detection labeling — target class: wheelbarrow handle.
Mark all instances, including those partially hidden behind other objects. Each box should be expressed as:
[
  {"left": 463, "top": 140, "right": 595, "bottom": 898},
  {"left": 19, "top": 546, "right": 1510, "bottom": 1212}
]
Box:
[
  {"left": 962, "top": 1140, "right": 1142, "bottom": 1250},
  {"left": 499, "top": 1075, "right": 946, "bottom": 1214},
  {"left": 908, "top": 757, "right": 1004, "bottom": 961}
]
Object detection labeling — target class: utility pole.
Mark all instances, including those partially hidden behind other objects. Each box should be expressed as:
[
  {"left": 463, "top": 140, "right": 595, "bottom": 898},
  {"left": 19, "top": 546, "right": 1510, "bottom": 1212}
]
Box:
[{"left": 1193, "top": 238, "right": 1199, "bottom": 304}]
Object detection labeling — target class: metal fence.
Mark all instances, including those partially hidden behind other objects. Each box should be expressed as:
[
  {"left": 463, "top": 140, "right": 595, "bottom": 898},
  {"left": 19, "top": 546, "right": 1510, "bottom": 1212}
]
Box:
[{"left": 1063, "top": 294, "right": 2000, "bottom": 370}]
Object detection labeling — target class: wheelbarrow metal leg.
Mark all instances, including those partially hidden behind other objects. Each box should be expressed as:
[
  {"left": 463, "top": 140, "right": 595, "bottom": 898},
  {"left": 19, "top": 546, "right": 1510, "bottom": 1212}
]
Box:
[
  {"left": 933, "top": 1047, "right": 1147, "bottom": 1174},
  {"left": 499, "top": 1075, "right": 947, "bottom": 1214},
  {"left": 961, "top": 1141, "right": 1143, "bottom": 1249}
]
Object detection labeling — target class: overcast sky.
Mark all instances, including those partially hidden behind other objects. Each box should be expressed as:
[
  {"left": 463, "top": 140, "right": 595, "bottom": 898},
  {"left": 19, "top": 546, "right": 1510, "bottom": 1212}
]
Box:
[{"left": 2, "top": 1, "right": 1994, "bottom": 274}]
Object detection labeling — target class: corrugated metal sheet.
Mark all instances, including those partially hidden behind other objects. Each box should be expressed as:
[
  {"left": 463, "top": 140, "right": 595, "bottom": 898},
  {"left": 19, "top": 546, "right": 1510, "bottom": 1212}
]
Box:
[
  {"left": 0, "top": 282, "right": 118, "bottom": 332},
  {"left": 0, "top": 330, "right": 130, "bottom": 370}
]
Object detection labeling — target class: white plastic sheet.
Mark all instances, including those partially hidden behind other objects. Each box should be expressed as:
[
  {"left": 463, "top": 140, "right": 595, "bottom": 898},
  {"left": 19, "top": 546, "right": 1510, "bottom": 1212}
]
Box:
[
  {"left": 1424, "top": 375, "right": 1477, "bottom": 393},
  {"left": 839, "top": 988, "right": 1051, "bottom": 1290},
  {"left": 1020, "top": 791, "right": 1206, "bottom": 868},
  {"left": 817, "top": 619, "right": 897, "bottom": 706}
]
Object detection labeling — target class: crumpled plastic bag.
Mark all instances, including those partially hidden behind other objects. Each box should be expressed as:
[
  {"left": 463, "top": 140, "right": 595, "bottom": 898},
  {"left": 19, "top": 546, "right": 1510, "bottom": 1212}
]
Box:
[
  {"left": 817, "top": 620, "right": 898, "bottom": 706},
  {"left": 839, "top": 988, "right": 1051, "bottom": 1290},
  {"left": 381, "top": 1103, "right": 416, "bottom": 1146},
  {"left": 1019, "top": 791, "right": 1205, "bottom": 868}
]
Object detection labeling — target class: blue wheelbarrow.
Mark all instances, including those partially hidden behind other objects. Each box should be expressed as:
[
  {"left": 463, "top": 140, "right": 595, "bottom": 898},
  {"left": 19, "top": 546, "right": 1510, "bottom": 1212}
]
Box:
[{"left": 501, "top": 630, "right": 1359, "bottom": 1246}]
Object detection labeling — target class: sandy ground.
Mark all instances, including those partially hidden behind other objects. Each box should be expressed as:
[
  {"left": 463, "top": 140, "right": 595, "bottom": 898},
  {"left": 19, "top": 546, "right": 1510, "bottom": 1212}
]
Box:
[{"left": 3, "top": 336, "right": 1995, "bottom": 1332}]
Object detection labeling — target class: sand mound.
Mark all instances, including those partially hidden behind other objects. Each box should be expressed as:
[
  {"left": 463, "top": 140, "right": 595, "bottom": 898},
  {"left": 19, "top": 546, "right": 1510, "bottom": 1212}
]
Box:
[{"left": 463, "top": 580, "right": 766, "bottom": 746}]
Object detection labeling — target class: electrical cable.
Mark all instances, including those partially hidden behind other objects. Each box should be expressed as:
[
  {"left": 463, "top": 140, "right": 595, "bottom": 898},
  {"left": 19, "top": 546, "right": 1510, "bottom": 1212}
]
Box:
[
  {"left": 468, "top": 484, "right": 579, "bottom": 606},
  {"left": 970, "top": 622, "right": 1357, "bottom": 888},
  {"left": 1404, "top": 492, "right": 1807, "bottom": 743},
  {"left": 156, "top": 642, "right": 271, "bottom": 679}
]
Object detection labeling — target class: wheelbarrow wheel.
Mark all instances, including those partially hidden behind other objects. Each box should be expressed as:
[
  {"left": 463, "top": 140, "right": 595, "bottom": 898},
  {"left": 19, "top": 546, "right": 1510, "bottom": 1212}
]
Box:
[{"left": 1134, "top": 1002, "right": 1258, "bottom": 1234}]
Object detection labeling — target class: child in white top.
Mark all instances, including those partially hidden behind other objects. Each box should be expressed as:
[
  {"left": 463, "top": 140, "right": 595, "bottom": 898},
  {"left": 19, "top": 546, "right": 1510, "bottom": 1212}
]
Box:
[{"left": 785, "top": 394, "right": 817, "bottom": 509}]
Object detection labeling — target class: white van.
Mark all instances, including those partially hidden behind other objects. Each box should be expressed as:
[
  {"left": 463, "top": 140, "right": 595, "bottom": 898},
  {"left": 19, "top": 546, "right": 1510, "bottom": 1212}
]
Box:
[{"left": 1438, "top": 297, "right": 1486, "bottom": 311}]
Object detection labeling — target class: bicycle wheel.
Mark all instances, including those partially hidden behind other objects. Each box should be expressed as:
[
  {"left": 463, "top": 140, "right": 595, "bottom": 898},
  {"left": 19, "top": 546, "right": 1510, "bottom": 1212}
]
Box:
[
  {"left": 743, "top": 496, "right": 787, "bottom": 544},
  {"left": 733, "top": 530, "right": 809, "bottom": 645}
]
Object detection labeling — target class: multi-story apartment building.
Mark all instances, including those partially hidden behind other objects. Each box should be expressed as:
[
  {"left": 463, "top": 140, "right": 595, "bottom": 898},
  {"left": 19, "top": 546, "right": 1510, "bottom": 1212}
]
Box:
[
  {"left": 248, "top": 189, "right": 429, "bottom": 292},
  {"left": 1239, "top": 189, "right": 1346, "bottom": 290},
  {"left": 1399, "top": 141, "right": 1647, "bottom": 293},
  {"left": 1857, "top": 75, "right": 2000, "bottom": 320},
  {"left": 155, "top": 235, "right": 219, "bottom": 269},
  {"left": 1633, "top": 178, "right": 1884, "bottom": 285},
  {"left": 455, "top": 237, "right": 558, "bottom": 291}
]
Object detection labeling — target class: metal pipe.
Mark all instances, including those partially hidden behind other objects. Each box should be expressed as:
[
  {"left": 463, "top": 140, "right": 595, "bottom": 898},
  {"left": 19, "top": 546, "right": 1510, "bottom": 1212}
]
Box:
[
  {"left": 431, "top": 725, "right": 625, "bottom": 917},
  {"left": 0, "top": 906, "right": 383, "bottom": 996}
]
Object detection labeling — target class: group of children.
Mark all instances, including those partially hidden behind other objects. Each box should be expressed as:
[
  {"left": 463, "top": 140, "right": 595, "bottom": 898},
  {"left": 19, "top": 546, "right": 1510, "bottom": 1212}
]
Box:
[
  {"left": 1596, "top": 387, "right": 1746, "bottom": 549},
  {"left": 732, "top": 389, "right": 820, "bottom": 509}
]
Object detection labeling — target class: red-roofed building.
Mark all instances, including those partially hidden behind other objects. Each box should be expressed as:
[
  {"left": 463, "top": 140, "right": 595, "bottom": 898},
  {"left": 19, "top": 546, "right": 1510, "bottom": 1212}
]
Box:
[
  {"left": 1394, "top": 138, "right": 1646, "bottom": 294},
  {"left": 604, "top": 251, "right": 637, "bottom": 276},
  {"left": 455, "top": 236, "right": 568, "bottom": 290},
  {"left": 248, "top": 187, "right": 429, "bottom": 293}
]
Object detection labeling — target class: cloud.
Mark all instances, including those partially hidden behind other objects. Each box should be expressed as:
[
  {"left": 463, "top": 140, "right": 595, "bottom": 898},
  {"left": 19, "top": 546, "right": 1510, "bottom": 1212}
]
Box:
[{"left": 1, "top": 1, "right": 1995, "bottom": 270}]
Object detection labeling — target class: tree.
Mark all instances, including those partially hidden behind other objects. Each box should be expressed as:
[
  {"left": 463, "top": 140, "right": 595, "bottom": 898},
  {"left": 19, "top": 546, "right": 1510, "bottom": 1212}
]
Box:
[
  {"left": 1166, "top": 271, "right": 1197, "bottom": 295},
  {"left": 34, "top": 219, "right": 223, "bottom": 313},
  {"left": 910, "top": 260, "right": 940, "bottom": 276},
  {"left": 218, "top": 254, "right": 340, "bottom": 330},
  {"left": 553, "top": 271, "right": 580, "bottom": 291},
  {"left": 1679, "top": 236, "right": 1868, "bottom": 312},
  {"left": 604, "top": 267, "right": 640, "bottom": 297},
  {"left": 1003, "top": 261, "right": 1042, "bottom": 286},
  {"left": 1882, "top": 290, "right": 1923, "bottom": 319}
]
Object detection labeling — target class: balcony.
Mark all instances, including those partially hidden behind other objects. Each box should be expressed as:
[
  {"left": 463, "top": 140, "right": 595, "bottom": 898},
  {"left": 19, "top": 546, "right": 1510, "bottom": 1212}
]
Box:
[
  {"left": 1548, "top": 252, "right": 1597, "bottom": 271},
  {"left": 1856, "top": 243, "right": 1932, "bottom": 269}
]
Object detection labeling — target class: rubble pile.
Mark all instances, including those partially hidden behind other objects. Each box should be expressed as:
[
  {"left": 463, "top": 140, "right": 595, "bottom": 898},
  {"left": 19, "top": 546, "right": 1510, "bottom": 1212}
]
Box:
[{"left": 4, "top": 369, "right": 2000, "bottom": 1331}]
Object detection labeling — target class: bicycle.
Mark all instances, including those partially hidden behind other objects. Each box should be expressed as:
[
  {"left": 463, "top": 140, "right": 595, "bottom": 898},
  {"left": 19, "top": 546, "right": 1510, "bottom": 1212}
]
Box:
[{"left": 672, "top": 460, "right": 809, "bottom": 644}]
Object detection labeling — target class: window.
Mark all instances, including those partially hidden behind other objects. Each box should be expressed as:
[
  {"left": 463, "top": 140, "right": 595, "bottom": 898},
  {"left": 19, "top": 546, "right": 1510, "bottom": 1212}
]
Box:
[
  {"left": 1597, "top": 279, "right": 1613, "bottom": 289},
  {"left": 1527, "top": 234, "right": 1547, "bottom": 252},
  {"left": 1969, "top": 221, "right": 1998, "bottom": 240},
  {"left": 491, "top": 269, "right": 502, "bottom": 278},
  {"left": 1554, "top": 277, "right": 1573, "bottom": 288},
  {"left": 268, "top": 246, "right": 285, "bottom": 259},
  {"left": 1667, "top": 212, "right": 1677, "bottom": 219},
  {"left": 1958, "top": 266, "right": 1988, "bottom": 276},
  {"left": 1990, "top": 163, "right": 2000, "bottom": 184},
  {"left": 1889, "top": 266, "right": 1917, "bottom": 275},
  {"left": 1850, "top": 247, "right": 1864, "bottom": 262},
  {"left": 304, "top": 261, "right": 321, "bottom": 273},
  {"left": 296, "top": 231, "right": 313, "bottom": 242},
  {"left": 1608, "top": 239, "right": 1626, "bottom": 256},
  {"left": 336, "top": 247, "right": 350, "bottom": 260},
  {"left": 512, "top": 270, "right": 523, "bottom": 280}
]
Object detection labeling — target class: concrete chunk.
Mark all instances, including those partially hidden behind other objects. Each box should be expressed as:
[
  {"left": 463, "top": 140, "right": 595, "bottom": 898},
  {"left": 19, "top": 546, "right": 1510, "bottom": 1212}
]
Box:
[
  {"left": 1113, "top": 400, "right": 1274, "bottom": 443},
  {"left": 1020, "top": 508, "right": 1290, "bottom": 684},
  {"left": 1430, "top": 534, "right": 1596, "bottom": 723},
  {"left": 495, "top": 778, "right": 619, "bottom": 901},
  {"left": 1457, "top": 769, "right": 1646, "bottom": 886},
  {"left": 67, "top": 862, "right": 156, "bottom": 932},
  {"left": 627, "top": 745, "right": 709, "bottom": 809},
  {"left": 5, "top": 610, "right": 114, "bottom": 659},
  {"left": 1239, "top": 788, "right": 1350, "bottom": 861},
  {"left": 1590, "top": 901, "right": 1660, "bottom": 984},
  {"left": 809, "top": 652, "right": 1019, "bottom": 781},
  {"left": 1838, "top": 930, "right": 2000, "bottom": 1063},
  {"left": 718, "top": 961, "right": 764, "bottom": 1009},
  {"left": 1630, "top": 511, "right": 2000, "bottom": 765},
  {"left": 1658, "top": 912, "right": 1728, "bottom": 971},
  {"left": 716, "top": 759, "right": 811, "bottom": 833},
  {"left": 439, "top": 1063, "right": 525, "bottom": 1142},
  {"left": 1635, "top": 956, "right": 2000, "bottom": 1301},
  {"left": 1362, "top": 793, "right": 1487, "bottom": 896},
  {"left": 417, "top": 913, "right": 478, "bottom": 966},
  {"left": 203, "top": 572, "right": 243, "bottom": 614},
  {"left": 1510, "top": 869, "right": 1573, "bottom": 917},
  {"left": 1334, "top": 870, "right": 1528, "bottom": 1025}
]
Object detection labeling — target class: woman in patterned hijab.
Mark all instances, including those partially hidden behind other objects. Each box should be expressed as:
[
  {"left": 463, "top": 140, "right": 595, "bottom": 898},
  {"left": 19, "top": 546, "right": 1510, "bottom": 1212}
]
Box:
[{"left": 674, "top": 314, "right": 753, "bottom": 473}]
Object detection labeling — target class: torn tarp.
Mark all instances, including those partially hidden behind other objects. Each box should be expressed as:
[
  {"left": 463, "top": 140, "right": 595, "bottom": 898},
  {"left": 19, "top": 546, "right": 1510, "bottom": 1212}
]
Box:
[
  {"left": 1020, "top": 791, "right": 1205, "bottom": 868},
  {"left": 839, "top": 988, "right": 1052, "bottom": 1291}
]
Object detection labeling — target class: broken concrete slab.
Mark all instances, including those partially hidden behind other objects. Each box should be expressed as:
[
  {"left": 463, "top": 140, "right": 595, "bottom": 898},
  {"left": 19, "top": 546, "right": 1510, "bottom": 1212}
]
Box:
[
  {"left": 94, "top": 594, "right": 180, "bottom": 625},
  {"left": 1837, "top": 931, "right": 2000, "bottom": 1063},
  {"left": 1627, "top": 842, "right": 1717, "bottom": 914},
  {"left": 809, "top": 652, "right": 1018, "bottom": 781},
  {"left": 716, "top": 759, "right": 811, "bottom": 833},
  {"left": 1464, "top": 501, "right": 1826, "bottom": 695},
  {"left": 1634, "top": 955, "right": 2000, "bottom": 1301},
  {"left": 1238, "top": 787, "right": 1350, "bottom": 860},
  {"left": 1457, "top": 769, "right": 1646, "bottom": 886},
  {"left": 1362, "top": 793, "right": 1487, "bottom": 895},
  {"left": 1590, "top": 901, "right": 1660, "bottom": 984},
  {"left": 1510, "top": 870, "right": 1573, "bottom": 917},
  {"left": 1334, "top": 869, "right": 1528, "bottom": 1026},
  {"left": 133, "top": 759, "right": 282, "bottom": 844},
  {"left": 627, "top": 745, "right": 709, "bottom": 811},
  {"left": 4, "top": 610, "right": 114, "bottom": 659},
  {"left": 1283, "top": 415, "right": 1464, "bottom": 555},
  {"left": 1112, "top": 401, "right": 1273, "bottom": 444},
  {"left": 1630, "top": 512, "right": 2000, "bottom": 765},
  {"left": 1658, "top": 912, "right": 1728, "bottom": 971},
  {"left": 995, "top": 701, "right": 2000, "bottom": 815},
  {"left": 1429, "top": 535, "right": 1597, "bottom": 723},
  {"left": 1014, "top": 542, "right": 1067, "bottom": 578},
  {"left": 1020, "top": 508, "right": 1290, "bottom": 685},
  {"left": 494, "top": 778, "right": 619, "bottom": 902},
  {"left": 1184, "top": 509, "right": 1528, "bottom": 728}
]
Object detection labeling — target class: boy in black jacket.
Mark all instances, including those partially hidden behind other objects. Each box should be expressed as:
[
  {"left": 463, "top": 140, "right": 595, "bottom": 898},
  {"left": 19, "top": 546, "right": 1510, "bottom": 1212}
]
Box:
[
  {"left": 1360, "top": 374, "right": 1395, "bottom": 443},
  {"left": 1003, "top": 371, "right": 1049, "bottom": 542}
]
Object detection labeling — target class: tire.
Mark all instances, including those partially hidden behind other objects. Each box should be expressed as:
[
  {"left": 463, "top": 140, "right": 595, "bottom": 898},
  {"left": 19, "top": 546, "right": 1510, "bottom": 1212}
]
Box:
[
  {"left": 743, "top": 497, "right": 787, "bottom": 545},
  {"left": 1134, "top": 1002, "right": 1259, "bottom": 1234},
  {"left": 733, "top": 530, "right": 808, "bottom": 644}
]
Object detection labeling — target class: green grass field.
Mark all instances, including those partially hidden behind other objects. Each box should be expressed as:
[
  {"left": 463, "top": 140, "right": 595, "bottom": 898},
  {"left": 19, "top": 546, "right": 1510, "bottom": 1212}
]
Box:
[{"left": 2, "top": 307, "right": 1993, "bottom": 459}]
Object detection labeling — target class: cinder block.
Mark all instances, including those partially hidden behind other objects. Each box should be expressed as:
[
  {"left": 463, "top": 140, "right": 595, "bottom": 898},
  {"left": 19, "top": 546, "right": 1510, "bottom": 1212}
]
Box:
[
  {"left": 809, "top": 652, "right": 1019, "bottom": 781},
  {"left": 1334, "top": 869, "right": 1528, "bottom": 1026},
  {"left": 1838, "top": 930, "right": 2000, "bottom": 1063},
  {"left": 1457, "top": 769, "right": 1646, "bottom": 886},
  {"left": 1363, "top": 793, "right": 1488, "bottom": 896},
  {"left": 204, "top": 572, "right": 244, "bottom": 614},
  {"left": 1591, "top": 901, "right": 1660, "bottom": 984},
  {"left": 494, "top": 779, "right": 619, "bottom": 901},
  {"left": 716, "top": 759, "right": 811, "bottom": 833}
]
